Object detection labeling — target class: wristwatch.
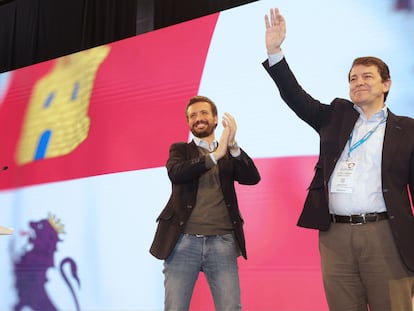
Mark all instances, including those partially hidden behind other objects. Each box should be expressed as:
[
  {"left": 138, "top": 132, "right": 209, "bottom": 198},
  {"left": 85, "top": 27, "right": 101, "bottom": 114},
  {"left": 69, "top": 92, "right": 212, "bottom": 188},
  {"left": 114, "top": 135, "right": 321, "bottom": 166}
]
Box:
[{"left": 229, "top": 141, "right": 239, "bottom": 150}]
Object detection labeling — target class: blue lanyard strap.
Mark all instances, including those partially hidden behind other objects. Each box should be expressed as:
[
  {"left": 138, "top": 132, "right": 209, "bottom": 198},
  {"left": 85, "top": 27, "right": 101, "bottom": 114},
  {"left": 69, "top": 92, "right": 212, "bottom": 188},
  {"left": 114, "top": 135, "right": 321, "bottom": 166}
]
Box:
[{"left": 347, "top": 117, "right": 386, "bottom": 159}]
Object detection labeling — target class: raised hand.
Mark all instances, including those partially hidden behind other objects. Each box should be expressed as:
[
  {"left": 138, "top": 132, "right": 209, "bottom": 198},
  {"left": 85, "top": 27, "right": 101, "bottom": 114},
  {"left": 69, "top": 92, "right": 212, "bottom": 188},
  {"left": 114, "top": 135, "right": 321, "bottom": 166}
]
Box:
[
  {"left": 223, "top": 112, "right": 237, "bottom": 147},
  {"left": 264, "top": 8, "right": 286, "bottom": 55}
]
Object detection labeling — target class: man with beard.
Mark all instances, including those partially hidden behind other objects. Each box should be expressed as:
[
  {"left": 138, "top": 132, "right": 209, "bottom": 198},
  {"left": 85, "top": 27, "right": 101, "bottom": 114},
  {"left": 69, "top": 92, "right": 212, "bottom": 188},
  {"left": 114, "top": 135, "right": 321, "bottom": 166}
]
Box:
[{"left": 150, "top": 95, "right": 260, "bottom": 310}]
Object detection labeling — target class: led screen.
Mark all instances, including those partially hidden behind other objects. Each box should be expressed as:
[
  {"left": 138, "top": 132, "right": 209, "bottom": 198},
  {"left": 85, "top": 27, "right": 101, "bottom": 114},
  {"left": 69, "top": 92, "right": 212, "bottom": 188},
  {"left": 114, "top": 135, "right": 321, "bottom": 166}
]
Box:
[{"left": 0, "top": 0, "right": 413, "bottom": 310}]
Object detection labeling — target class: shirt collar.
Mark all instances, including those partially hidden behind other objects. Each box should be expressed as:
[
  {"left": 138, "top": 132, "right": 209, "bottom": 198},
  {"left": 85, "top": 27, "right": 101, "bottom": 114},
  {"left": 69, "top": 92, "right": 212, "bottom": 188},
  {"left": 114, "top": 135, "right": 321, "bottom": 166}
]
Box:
[
  {"left": 353, "top": 104, "right": 388, "bottom": 121},
  {"left": 192, "top": 137, "right": 218, "bottom": 152}
]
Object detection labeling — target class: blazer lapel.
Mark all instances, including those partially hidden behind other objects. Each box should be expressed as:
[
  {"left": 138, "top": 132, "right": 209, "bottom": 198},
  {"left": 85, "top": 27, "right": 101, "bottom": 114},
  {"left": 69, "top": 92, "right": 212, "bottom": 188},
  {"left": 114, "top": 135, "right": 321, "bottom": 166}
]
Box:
[
  {"left": 325, "top": 107, "right": 359, "bottom": 179},
  {"left": 337, "top": 108, "right": 359, "bottom": 152}
]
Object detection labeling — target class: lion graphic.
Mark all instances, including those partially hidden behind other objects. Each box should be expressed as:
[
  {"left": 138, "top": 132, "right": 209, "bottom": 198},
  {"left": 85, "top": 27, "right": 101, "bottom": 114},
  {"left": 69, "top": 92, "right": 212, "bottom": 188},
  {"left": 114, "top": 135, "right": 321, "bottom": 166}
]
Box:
[{"left": 12, "top": 215, "right": 80, "bottom": 311}]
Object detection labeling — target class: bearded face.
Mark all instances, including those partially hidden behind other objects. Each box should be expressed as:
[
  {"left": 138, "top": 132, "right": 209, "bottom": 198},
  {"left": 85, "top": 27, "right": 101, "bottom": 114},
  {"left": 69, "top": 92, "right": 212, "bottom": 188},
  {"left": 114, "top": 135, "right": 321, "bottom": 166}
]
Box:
[
  {"left": 186, "top": 101, "right": 218, "bottom": 139},
  {"left": 190, "top": 119, "right": 216, "bottom": 138}
]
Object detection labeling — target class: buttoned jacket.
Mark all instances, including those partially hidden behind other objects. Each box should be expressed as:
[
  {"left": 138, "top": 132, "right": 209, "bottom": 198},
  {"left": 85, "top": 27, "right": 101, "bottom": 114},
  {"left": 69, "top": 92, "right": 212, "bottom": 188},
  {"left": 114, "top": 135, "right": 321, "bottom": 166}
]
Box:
[
  {"left": 150, "top": 140, "right": 260, "bottom": 260},
  {"left": 263, "top": 57, "right": 414, "bottom": 271}
]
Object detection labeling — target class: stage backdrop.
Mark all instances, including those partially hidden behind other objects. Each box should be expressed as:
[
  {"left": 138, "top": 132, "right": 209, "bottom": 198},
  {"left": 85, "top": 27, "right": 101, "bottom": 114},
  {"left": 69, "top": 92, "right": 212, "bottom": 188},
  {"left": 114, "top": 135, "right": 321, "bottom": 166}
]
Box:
[{"left": 0, "top": 0, "right": 413, "bottom": 310}]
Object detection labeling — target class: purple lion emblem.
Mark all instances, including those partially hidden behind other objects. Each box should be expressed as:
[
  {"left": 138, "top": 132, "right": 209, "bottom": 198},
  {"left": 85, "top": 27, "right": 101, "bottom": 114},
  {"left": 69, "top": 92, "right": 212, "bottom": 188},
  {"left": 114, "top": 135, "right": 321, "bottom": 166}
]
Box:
[{"left": 12, "top": 214, "right": 80, "bottom": 311}]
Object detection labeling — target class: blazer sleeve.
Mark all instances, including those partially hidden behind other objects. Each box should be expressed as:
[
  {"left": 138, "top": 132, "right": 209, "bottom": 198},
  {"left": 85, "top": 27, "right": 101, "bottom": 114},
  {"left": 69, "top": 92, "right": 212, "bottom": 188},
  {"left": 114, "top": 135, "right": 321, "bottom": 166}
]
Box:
[
  {"left": 231, "top": 149, "right": 260, "bottom": 185},
  {"left": 262, "top": 57, "right": 332, "bottom": 133},
  {"left": 166, "top": 142, "right": 211, "bottom": 184}
]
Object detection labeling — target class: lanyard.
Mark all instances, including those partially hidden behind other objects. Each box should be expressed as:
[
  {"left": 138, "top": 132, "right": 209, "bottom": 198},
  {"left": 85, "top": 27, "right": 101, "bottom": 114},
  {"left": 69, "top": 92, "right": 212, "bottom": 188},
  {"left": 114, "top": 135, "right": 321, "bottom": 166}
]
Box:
[{"left": 347, "top": 117, "right": 386, "bottom": 159}]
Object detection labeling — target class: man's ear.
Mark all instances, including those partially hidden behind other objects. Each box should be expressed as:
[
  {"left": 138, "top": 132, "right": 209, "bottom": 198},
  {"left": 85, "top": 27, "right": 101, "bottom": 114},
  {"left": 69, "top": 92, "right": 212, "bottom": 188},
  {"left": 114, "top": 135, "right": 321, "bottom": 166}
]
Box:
[{"left": 384, "top": 79, "right": 392, "bottom": 92}]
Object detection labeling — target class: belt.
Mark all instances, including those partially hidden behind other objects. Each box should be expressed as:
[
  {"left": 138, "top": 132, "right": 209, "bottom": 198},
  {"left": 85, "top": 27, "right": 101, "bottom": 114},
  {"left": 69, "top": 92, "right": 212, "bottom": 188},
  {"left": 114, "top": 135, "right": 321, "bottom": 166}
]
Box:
[
  {"left": 330, "top": 212, "right": 388, "bottom": 225},
  {"left": 184, "top": 233, "right": 232, "bottom": 238}
]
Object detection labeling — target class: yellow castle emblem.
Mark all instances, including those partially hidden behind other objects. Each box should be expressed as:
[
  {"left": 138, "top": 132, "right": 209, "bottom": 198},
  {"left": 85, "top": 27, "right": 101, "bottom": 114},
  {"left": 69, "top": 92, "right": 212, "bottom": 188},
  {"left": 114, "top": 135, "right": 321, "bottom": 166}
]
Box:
[{"left": 16, "top": 45, "right": 110, "bottom": 165}]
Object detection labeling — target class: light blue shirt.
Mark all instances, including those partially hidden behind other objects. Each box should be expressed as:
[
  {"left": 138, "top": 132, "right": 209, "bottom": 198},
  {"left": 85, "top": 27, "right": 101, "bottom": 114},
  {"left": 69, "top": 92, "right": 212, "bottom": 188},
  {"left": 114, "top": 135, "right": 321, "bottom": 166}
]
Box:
[
  {"left": 267, "top": 51, "right": 388, "bottom": 215},
  {"left": 192, "top": 137, "right": 241, "bottom": 165},
  {"left": 268, "top": 51, "right": 284, "bottom": 66},
  {"left": 193, "top": 137, "right": 218, "bottom": 152},
  {"left": 329, "top": 106, "right": 388, "bottom": 215},
  {"left": 193, "top": 137, "right": 219, "bottom": 164}
]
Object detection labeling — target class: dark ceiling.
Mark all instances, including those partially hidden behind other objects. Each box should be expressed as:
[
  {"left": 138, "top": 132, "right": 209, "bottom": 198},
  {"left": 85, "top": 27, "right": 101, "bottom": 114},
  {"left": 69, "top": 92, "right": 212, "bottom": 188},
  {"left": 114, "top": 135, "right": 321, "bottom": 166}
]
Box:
[{"left": 0, "top": 0, "right": 256, "bottom": 73}]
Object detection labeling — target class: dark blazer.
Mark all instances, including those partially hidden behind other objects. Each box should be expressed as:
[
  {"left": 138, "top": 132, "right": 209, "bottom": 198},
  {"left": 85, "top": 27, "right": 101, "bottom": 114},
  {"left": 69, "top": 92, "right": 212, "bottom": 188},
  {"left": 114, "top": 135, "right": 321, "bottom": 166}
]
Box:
[
  {"left": 263, "top": 57, "right": 414, "bottom": 271},
  {"left": 150, "top": 141, "right": 260, "bottom": 260}
]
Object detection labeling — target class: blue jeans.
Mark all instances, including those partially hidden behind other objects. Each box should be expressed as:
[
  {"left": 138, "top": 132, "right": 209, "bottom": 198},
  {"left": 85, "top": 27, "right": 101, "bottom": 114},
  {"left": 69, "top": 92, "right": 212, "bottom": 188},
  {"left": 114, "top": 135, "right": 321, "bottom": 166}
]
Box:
[{"left": 163, "top": 233, "right": 241, "bottom": 311}]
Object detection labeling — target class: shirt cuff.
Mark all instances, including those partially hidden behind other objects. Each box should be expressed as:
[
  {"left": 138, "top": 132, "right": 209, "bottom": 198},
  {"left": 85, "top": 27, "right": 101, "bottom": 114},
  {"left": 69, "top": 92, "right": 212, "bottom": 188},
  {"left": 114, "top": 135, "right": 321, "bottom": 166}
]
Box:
[
  {"left": 229, "top": 148, "right": 241, "bottom": 158},
  {"left": 268, "top": 50, "right": 284, "bottom": 67},
  {"left": 208, "top": 153, "right": 217, "bottom": 167}
]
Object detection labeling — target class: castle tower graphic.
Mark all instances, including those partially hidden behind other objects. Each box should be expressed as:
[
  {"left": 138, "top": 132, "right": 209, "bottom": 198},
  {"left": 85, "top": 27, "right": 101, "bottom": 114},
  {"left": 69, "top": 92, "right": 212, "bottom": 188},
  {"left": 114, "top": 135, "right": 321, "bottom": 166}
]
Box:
[{"left": 16, "top": 45, "right": 110, "bottom": 165}]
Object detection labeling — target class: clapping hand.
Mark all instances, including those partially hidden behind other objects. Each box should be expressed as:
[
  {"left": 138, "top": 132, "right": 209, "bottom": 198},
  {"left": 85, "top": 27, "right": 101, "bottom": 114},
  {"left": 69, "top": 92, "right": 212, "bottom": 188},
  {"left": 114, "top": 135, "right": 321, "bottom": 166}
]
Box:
[{"left": 214, "top": 112, "right": 238, "bottom": 161}]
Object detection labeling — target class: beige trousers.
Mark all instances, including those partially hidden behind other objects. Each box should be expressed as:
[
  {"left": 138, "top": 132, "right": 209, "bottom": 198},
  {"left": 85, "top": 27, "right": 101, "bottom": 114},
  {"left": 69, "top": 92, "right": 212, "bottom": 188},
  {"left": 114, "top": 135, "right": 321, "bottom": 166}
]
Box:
[{"left": 319, "top": 220, "right": 414, "bottom": 311}]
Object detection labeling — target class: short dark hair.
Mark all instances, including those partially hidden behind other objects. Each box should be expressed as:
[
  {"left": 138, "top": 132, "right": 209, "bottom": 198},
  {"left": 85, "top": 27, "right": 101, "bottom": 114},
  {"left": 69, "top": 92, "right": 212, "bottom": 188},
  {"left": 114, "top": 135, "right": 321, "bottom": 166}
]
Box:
[
  {"left": 185, "top": 95, "right": 218, "bottom": 119},
  {"left": 348, "top": 56, "right": 391, "bottom": 101}
]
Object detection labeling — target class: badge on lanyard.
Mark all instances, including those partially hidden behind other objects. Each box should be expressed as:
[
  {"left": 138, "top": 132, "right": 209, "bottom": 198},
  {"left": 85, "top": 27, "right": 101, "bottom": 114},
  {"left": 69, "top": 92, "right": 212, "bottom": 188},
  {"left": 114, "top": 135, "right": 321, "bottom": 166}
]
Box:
[
  {"left": 330, "top": 116, "right": 385, "bottom": 194},
  {"left": 330, "top": 159, "right": 356, "bottom": 193}
]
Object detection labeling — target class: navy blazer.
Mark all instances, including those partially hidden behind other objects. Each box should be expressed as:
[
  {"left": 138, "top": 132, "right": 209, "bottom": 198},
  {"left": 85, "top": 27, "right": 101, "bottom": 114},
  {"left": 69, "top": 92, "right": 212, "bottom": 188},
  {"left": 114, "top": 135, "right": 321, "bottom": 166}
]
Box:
[
  {"left": 263, "top": 57, "right": 414, "bottom": 271},
  {"left": 150, "top": 141, "right": 260, "bottom": 260}
]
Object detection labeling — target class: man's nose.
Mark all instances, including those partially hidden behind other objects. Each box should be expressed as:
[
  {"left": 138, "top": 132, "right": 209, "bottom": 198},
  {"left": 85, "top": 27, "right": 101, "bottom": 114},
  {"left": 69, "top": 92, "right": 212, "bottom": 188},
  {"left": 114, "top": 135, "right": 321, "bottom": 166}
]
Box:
[{"left": 356, "top": 77, "right": 365, "bottom": 85}]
